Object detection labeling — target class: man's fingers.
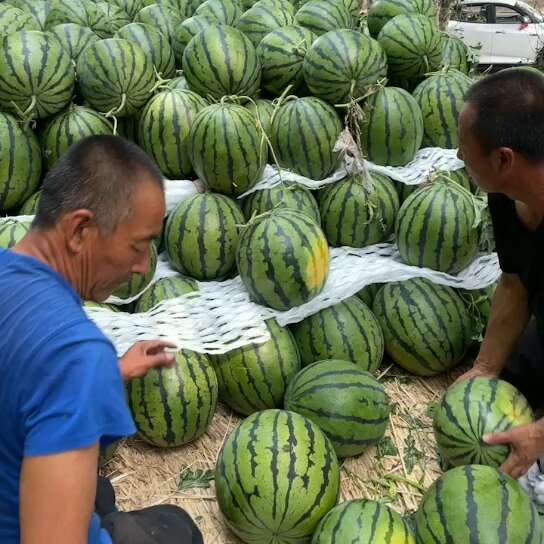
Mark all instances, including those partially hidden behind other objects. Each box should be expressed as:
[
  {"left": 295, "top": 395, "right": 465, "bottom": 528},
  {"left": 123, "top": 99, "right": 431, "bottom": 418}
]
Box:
[
  {"left": 483, "top": 430, "right": 514, "bottom": 445},
  {"left": 147, "top": 351, "right": 176, "bottom": 368},
  {"left": 140, "top": 340, "right": 178, "bottom": 354},
  {"left": 500, "top": 453, "right": 519, "bottom": 477}
]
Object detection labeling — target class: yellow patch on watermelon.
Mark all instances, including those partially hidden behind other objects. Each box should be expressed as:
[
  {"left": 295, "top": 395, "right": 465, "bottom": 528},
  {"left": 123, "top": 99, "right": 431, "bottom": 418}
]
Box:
[{"left": 305, "top": 236, "right": 329, "bottom": 290}]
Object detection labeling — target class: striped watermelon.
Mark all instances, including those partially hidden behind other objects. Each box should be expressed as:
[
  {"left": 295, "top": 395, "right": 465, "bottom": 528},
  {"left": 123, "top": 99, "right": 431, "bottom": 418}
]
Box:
[
  {"left": 415, "top": 465, "right": 544, "bottom": 544},
  {"left": 49, "top": 23, "right": 100, "bottom": 62},
  {"left": 433, "top": 377, "right": 534, "bottom": 469},
  {"left": 0, "top": 112, "right": 41, "bottom": 212},
  {"left": 442, "top": 34, "right": 471, "bottom": 74},
  {"left": 77, "top": 38, "right": 156, "bottom": 117},
  {"left": 285, "top": 360, "right": 390, "bottom": 457},
  {"left": 367, "top": 0, "right": 437, "bottom": 37},
  {"left": 0, "top": 31, "right": 75, "bottom": 121},
  {"left": 138, "top": 89, "right": 208, "bottom": 178},
  {"left": 108, "top": 0, "right": 146, "bottom": 19},
  {"left": 186, "top": 0, "right": 207, "bottom": 15},
  {"left": 237, "top": 209, "right": 329, "bottom": 310},
  {"left": 356, "top": 283, "right": 382, "bottom": 307},
  {"left": 361, "top": 86, "right": 423, "bottom": 166},
  {"left": 372, "top": 278, "right": 473, "bottom": 376},
  {"left": 3, "top": 0, "right": 49, "bottom": 30},
  {"left": 40, "top": 105, "right": 113, "bottom": 170},
  {"left": 245, "top": 98, "right": 274, "bottom": 138},
  {"left": 242, "top": 183, "right": 320, "bottom": 223},
  {"left": 0, "top": 4, "right": 39, "bottom": 35},
  {"left": 183, "top": 25, "right": 261, "bottom": 100},
  {"left": 143, "top": 0, "right": 191, "bottom": 18},
  {"left": 0, "top": 219, "right": 31, "bottom": 249},
  {"left": 19, "top": 190, "right": 41, "bottom": 215},
  {"left": 112, "top": 242, "right": 157, "bottom": 300},
  {"left": 313, "top": 500, "right": 415, "bottom": 543},
  {"left": 165, "top": 75, "right": 190, "bottom": 91},
  {"left": 236, "top": 0, "right": 295, "bottom": 48},
  {"left": 270, "top": 97, "right": 342, "bottom": 180},
  {"left": 84, "top": 301, "right": 121, "bottom": 312},
  {"left": 45, "top": 0, "right": 100, "bottom": 30},
  {"left": 395, "top": 175, "right": 480, "bottom": 274},
  {"left": 303, "top": 30, "right": 387, "bottom": 104},
  {"left": 257, "top": 25, "right": 316, "bottom": 96},
  {"left": 215, "top": 409, "right": 340, "bottom": 543},
  {"left": 377, "top": 14, "right": 443, "bottom": 81},
  {"left": 195, "top": 0, "right": 242, "bottom": 24},
  {"left": 93, "top": 2, "right": 131, "bottom": 39},
  {"left": 319, "top": 173, "right": 399, "bottom": 247},
  {"left": 213, "top": 319, "right": 301, "bottom": 416},
  {"left": 171, "top": 15, "right": 216, "bottom": 64},
  {"left": 165, "top": 193, "right": 244, "bottom": 280},
  {"left": 290, "top": 296, "right": 384, "bottom": 371},
  {"left": 295, "top": 0, "right": 353, "bottom": 36},
  {"left": 133, "top": 4, "right": 182, "bottom": 44},
  {"left": 189, "top": 102, "right": 266, "bottom": 196},
  {"left": 127, "top": 349, "right": 218, "bottom": 447},
  {"left": 115, "top": 23, "right": 176, "bottom": 79},
  {"left": 135, "top": 275, "right": 197, "bottom": 312},
  {"left": 413, "top": 69, "right": 472, "bottom": 149}
]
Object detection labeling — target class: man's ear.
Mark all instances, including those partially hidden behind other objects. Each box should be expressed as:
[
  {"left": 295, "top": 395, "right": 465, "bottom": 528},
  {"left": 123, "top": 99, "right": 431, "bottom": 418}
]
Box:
[
  {"left": 493, "top": 147, "right": 515, "bottom": 176},
  {"left": 59, "top": 210, "right": 96, "bottom": 254}
]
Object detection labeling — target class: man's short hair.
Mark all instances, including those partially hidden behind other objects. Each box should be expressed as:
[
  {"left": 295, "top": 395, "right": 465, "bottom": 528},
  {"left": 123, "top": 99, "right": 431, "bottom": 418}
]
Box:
[
  {"left": 465, "top": 68, "right": 544, "bottom": 163},
  {"left": 33, "top": 135, "right": 164, "bottom": 233}
]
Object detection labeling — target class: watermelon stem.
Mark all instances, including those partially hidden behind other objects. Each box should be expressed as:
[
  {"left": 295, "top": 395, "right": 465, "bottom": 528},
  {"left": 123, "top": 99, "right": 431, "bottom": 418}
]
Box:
[
  {"left": 103, "top": 93, "right": 128, "bottom": 135},
  {"left": 11, "top": 95, "right": 37, "bottom": 128}
]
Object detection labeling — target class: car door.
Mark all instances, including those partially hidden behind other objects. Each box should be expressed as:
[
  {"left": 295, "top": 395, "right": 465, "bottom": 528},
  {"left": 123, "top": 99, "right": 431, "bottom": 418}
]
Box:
[{"left": 448, "top": 3, "right": 495, "bottom": 64}]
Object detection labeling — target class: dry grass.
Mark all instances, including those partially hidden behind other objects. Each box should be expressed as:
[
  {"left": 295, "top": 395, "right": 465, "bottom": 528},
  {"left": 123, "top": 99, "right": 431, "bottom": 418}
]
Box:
[{"left": 101, "top": 364, "right": 468, "bottom": 542}]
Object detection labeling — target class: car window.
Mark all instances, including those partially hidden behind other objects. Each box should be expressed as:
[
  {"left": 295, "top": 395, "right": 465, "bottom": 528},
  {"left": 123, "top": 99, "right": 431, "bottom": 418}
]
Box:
[
  {"left": 495, "top": 5, "right": 524, "bottom": 23},
  {"left": 452, "top": 4, "right": 489, "bottom": 23},
  {"left": 518, "top": 2, "right": 544, "bottom": 23}
]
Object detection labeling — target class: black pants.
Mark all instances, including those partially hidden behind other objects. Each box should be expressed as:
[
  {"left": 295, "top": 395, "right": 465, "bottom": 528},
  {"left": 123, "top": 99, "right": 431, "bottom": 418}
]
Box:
[
  {"left": 96, "top": 477, "right": 204, "bottom": 544},
  {"left": 501, "top": 319, "right": 544, "bottom": 412}
]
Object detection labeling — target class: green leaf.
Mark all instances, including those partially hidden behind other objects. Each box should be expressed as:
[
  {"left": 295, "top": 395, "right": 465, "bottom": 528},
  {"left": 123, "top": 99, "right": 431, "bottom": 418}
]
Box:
[
  {"left": 404, "top": 433, "right": 424, "bottom": 474},
  {"left": 376, "top": 436, "right": 399, "bottom": 458},
  {"left": 178, "top": 467, "right": 215, "bottom": 491}
]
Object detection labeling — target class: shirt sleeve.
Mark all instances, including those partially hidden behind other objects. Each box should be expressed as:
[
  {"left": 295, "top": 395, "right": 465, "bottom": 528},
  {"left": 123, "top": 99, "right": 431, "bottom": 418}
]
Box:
[{"left": 20, "top": 326, "right": 135, "bottom": 457}]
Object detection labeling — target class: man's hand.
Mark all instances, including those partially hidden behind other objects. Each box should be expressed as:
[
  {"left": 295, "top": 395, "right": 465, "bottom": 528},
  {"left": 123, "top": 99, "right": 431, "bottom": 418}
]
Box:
[
  {"left": 453, "top": 359, "right": 500, "bottom": 386},
  {"left": 484, "top": 420, "right": 544, "bottom": 479},
  {"left": 119, "top": 340, "right": 177, "bottom": 381}
]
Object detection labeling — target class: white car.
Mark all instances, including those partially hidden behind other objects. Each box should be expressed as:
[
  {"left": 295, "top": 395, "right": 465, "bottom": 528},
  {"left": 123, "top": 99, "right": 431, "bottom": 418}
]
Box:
[{"left": 448, "top": 0, "right": 544, "bottom": 65}]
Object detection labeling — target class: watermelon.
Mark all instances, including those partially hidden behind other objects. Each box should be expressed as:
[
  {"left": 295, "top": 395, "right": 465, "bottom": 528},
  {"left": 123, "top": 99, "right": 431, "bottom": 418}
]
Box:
[
  {"left": 0, "top": 219, "right": 31, "bottom": 248},
  {"left": 257, "top": 25, "right": 316, "bottom": 96},
  {"left": 415, "top": 465, "right": 544, "bottom": 543},
  {"left": 3, "top": 0, "right": 49, "bottom": 30},
  {"left": 0, "top": 4, "right": 39, "bottom": 35},
  {"left": 372, "top": 278, "right": 473, "bottom": 376},
  {"left": 290, "top": 296, "right": 384, "bottom": 370},
  {"left": 413, "top": 69, "right": 472, "bottom": 149},
  {"left": 112, "top": 242, "right": 157, "bottom": 300},
  {"left": 138, "top": 89, "right": 208, "bottom": 179},
  {"left": 295, "top": 0, "right": 353, "bottom": 36},
  {"left": 0, "top": 112, "right": 41, "bottom": 212},
  {"left": 319, "top": 173, "right": 399, "bottom": 247},
  {"left": 84, "top": 300, "right": 121, "bottom": 312},
  {"left": 109, "top": 0, "right": 146, "bottom": 19},
  {"left": 237, "top": 209, "right": 329, "bottom": 311},
  {"left": 127, "top": 349, "right": 218, "bottom": 447},
  {"left": 182, "top": 25, "right": 261, "bottom": 100},
  {"left": 245, "top": 98, "right": 274, "bottom": 138},
  {"left": 40, "top": 105, "right": 113, "bottom": 171},
  {"left": 171, "top": 15, "right": 217, "bottom": 64},
  {"left": 165, "top": 75, "right": 190, "bottom": 91},
  {"left": 285, "top": 360, "right": 390, "bottom": 457},
  {"left": 165, "top": 193, "right": 244, "bottom": 281},
  {"left": 19, "top": 190, "right": 41, "bottom": 215},
  {"left": 303, "top": 30, "right": 387, "bottom": 104},
  {"left": 361, "top": 86, "right": 423, "bottom": 166},
  {"left": 0, "top": 31, "right": 75, "bottom": 121},
  {"left": 135, "top": 275, "right": 197, "bottom": 312},
  {"left": 49, "top": 23, "right": 100, "bottom": 62},
  {"left": 195, "top": 0, "right": 242, "bottom": 25},
  {"left": 242, "top": 183, "right": 320, "bottom": 223},
  {"left": 395, "top": 175, "right": 480, "bottom": 274},
  {"left": 115, "top": 23, "right": 176, "bottom": 79},
  {"left": 270, "top": 96, "right": 342, "bottom": 180},
  {"left": 213, "top": 319, "right": 301, "bottom": 415},
  {"left": 433, "top": 377, "right": 534, "bottom": 469},
  {"left": 236, "top": 0, "right": 295, "bottom": 48},
  {"left": 77, "top": 38, "right": 156, "bottom": 117},
  {"left": 189, "top": 102, "right": 266, "bottom": 196},
  {"left": 133, "top": 3, "right": 182, "bottom": 44},
  {"left": 356, "top": 283, "right": 382, "bottom": 307},
  {"left": 367, "top": 0, "right": 437, "bottom": 37},
  {"left": 377, "top": 14, "right": 443, "bottom": 81},
  {"left": 93, "top": 2, "right": 131, "bottom": 39},
  {"left": 442, "top": 34, "right": 471, "bottom": 74},
  {"left": 313, "top": 499, "right": 415, "bottom": 543},
  {"left": 45, "top": 0, "right": 100, "bottom": 30},
  {"left": 215, "top": 409, "right": 340, "bottom": 543},
  {"left": 143, "top": 0, "right": 190, "bottom": 18}
]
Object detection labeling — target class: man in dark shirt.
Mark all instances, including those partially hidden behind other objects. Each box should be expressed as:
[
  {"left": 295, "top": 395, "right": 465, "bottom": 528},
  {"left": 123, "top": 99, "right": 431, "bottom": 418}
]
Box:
[{"left": 456, "top": 68, "right": 544, "bottom": 480}]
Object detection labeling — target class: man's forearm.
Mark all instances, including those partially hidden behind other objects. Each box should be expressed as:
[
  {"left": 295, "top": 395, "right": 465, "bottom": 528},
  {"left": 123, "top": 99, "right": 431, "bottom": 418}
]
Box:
[{"left": 475, "top": 273, "right": 530, "bottom": 374}]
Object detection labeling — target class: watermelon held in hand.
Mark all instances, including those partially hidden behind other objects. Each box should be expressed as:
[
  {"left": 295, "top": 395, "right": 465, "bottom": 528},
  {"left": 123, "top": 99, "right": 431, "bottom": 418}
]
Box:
[
  {"left": 215, "top": 409, "right": 340, "bottom": 543},
  {"left": 433, "top": 377, "right": 534, "bottom": 469},
  {"left": 127, "top": 349, "right": 218, "bottom": 447},
  {"left": 236, "top": 209, "right": 330, "bottom": 311}
]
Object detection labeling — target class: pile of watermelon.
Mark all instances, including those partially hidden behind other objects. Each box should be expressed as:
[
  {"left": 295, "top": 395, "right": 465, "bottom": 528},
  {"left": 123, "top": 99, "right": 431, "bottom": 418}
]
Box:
[{"left": 1, "top": 0, "right": 535, "bottom": 542}]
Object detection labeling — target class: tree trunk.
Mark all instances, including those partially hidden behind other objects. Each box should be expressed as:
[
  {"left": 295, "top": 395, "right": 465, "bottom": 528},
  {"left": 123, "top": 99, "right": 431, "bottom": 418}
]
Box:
[{"left": 437, "top": 0, "right": 455, "bottom": 30}]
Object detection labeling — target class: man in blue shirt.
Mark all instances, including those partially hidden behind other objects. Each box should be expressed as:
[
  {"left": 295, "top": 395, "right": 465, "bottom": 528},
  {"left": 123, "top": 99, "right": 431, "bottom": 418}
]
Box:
[{"left": 0, "top": 136, "right": 203, "bottom": 543}]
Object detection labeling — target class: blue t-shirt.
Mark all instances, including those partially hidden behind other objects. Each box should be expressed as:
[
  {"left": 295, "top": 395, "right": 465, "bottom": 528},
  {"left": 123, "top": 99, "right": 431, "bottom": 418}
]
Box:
[{"left": 0, "top": 249, "right": 136, "bottom": 543}]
